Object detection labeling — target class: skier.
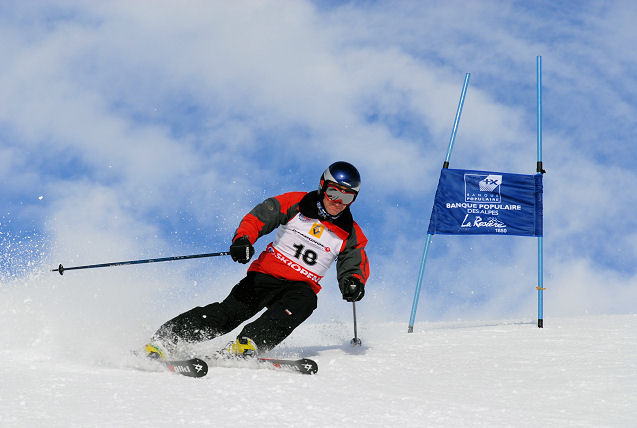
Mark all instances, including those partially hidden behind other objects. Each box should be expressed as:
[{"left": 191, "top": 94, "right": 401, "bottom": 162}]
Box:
[{"left": 145, "top": 161, "right": 369, "bottom": 359}]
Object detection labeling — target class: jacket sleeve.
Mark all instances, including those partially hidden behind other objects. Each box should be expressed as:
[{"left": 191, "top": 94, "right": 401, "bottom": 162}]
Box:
[
  {"left": 233, "top": 192, "right": 306, "bottom": 244},
  {"left": 336, "top": 221, "right": 370, "bottom": 285}
]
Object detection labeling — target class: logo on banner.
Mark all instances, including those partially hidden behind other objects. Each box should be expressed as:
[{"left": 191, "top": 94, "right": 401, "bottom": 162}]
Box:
[
  {"left": 461, "top": 215, "right": 507, "bottom": 232},
  {"left": 465, "top": 174, "right": 502, "bottom": 203}
]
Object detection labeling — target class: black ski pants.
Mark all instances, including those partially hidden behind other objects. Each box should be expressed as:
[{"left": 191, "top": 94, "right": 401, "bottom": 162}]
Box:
[{"left": 155, "top": 272, "right": 318, "bottom": 352}]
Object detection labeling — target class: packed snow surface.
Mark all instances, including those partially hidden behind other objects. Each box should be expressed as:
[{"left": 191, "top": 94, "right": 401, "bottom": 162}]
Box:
[{"left": 2, "top": 314, "right": 635, "bottom": 427}]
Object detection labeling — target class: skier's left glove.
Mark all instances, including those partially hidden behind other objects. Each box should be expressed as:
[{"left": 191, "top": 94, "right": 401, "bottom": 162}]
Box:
[
  {"left": 339, "top": 276, "right": 365, "bottom": 302},
  {"left": 230, "top": 236, "right": 255, "bottom": 264}
]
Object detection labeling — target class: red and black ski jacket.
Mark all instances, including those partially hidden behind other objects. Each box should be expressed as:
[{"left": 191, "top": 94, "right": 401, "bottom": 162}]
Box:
[{"left": 233, "top": 191, "right": 369, "bottom": 294}]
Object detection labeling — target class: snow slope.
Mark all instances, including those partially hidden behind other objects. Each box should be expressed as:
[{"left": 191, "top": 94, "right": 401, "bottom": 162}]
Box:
[{"left": 1, "top": 314, "right": 635, "bottom": 427}]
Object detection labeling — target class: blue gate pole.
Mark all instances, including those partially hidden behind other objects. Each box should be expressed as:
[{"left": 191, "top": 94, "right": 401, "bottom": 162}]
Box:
[
  {"left": 408, "top": 73, "right": 470, "bottom": 333},
  {"left": 408, "top": 234, "right": 433, "bottom": 333},
  {"left": 536, "top": 56, "right": 545, "bottom": 328}
]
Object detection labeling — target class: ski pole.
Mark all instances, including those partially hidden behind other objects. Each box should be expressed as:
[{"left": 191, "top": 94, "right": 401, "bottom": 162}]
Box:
[
  {"left": 52, "top": 251, "right": 230, "bottom": 275},
  {"left": 350, "top": 302, "right": 362, "bottom": 346}
]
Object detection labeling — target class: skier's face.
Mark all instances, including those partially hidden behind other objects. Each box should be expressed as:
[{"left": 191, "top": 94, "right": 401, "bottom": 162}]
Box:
[
  {"left": 323, "top": 196, "right": 347, "bottom": 215},
  {"left": 322, "top": 181, "right": 357, "bottom": 215},
  {"left": 323, "top": 193, "right": 348, "bottom": 215}
]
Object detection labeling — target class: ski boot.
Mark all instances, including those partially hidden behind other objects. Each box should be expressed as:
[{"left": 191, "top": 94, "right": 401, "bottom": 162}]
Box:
[
  {"left": 144, "top": 337, "right": 179, "bottom": 360},
  {"left": 144, "top": 343, "right": 167, "bottom": 360},
  {"left": 221, "top": 337, "right": 258, "bottom": 358}
]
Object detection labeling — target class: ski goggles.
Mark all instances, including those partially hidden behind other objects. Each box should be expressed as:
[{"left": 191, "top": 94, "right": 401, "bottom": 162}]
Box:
[{"left": 324, "top": 182, "right": 357, "bottom": 205}]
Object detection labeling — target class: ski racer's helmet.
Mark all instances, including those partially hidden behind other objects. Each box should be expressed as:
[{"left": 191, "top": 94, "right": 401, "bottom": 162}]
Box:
[{"left": 319, "top": 161, "right": 361, "bottom": 205}]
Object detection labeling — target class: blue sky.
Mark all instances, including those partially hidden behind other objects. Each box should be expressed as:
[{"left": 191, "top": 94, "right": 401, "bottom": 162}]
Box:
[{"left": 2, "top": 0, "right": 637, "bottom": 329}]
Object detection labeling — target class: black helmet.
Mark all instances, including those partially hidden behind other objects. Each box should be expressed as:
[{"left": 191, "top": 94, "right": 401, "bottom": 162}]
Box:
[{"left": 319, "top": 161, "right": 361, "bottom": 202}]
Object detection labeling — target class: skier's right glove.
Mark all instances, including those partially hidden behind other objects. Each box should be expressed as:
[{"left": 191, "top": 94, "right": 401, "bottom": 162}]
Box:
[
  {"left": 339, "top": 276, "right": 365, "bottom": 302},
  {"left": 230, "top": 236, "right": 255, "bottom": 264}
]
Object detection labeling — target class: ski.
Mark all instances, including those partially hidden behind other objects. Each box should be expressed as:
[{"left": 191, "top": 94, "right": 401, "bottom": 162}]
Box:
[
  {"left": 136, "top": 354, "right": 316, "bottom": 377},
  {"left": 160, "top": 358, "right": 208, "bottom": 378},
  {"left": 203, "top": 355, "right": 318, "bottom": 375},
  {"left": 256, "top": 357, "right": 318, "bottom": 375}
]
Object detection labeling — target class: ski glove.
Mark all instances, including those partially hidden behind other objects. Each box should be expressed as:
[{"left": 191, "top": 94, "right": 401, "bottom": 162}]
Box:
[
  {"left": 230, "top": 236, "right": 255, "bottom": 264},
  {"left": 339, "top": 276, "right": 365, "bottom": 302}
]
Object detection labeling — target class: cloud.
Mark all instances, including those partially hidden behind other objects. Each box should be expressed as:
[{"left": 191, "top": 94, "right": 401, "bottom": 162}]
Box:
[{"left": 1, "top": 0, "right": 636, "bottom": 353}]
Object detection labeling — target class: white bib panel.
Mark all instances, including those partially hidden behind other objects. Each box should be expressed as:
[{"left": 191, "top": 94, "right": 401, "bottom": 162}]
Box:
[{"left": 271, "top": 213, "right": 343, "bottom": 278}]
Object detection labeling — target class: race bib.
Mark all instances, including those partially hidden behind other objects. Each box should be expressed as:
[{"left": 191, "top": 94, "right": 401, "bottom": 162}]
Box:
[{"left": 271, "top": 213, "right": 343, "bottom": 278}]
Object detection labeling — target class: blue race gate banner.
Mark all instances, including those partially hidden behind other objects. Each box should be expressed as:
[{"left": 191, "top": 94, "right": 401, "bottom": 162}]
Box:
[{"left": 427, "top": 168, "right": 543, "bottom": 236}]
